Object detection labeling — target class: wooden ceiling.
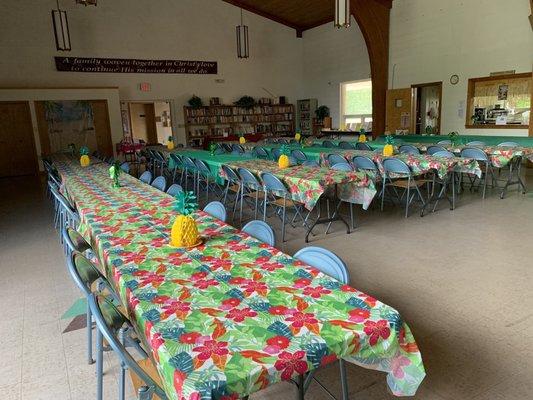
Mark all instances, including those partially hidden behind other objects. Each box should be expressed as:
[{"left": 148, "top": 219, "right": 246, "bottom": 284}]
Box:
[{"left": 222, "top": 0, "right": 393, "bottom": 36}]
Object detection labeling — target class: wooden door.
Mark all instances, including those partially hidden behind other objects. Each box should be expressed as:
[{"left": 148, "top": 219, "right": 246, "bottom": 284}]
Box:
[
  {"left": 90, "top": 100, "right": 113, "bottom": 157},
  {"left": 385, "top": 88, "right": 413, "bottom": 134},
  {"left": 0, "top": 101, "right": 38, "bottom": 178},
  {"left": 144, "top": 103, "right": 158, "bottom": 144}
]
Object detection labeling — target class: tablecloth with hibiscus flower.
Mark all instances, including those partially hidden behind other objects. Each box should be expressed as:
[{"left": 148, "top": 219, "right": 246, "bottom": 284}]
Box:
[
  {"left": 320, "top": 150, "right": 482, "bottom": 179},
  {"left": 222, "top": 159, "right": 377, "bottom": 210},
  {"left": 52, "top": 155, "right": 425, "bottom": 400}
]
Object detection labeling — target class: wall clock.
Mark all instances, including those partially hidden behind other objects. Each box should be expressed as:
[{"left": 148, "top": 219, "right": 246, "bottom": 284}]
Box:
[{"left": 450, "top": 74, "right": 459, "bottom": 85}]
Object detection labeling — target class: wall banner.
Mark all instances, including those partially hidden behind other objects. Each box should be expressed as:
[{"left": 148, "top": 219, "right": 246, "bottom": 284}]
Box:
[{"left": 55, "top": 57, "right": 217, "bottom": 74}]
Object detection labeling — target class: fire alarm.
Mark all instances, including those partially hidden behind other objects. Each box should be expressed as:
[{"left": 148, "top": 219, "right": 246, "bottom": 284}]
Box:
[{"left": 139, "top": 82, "right": 151, "bottom": 92}]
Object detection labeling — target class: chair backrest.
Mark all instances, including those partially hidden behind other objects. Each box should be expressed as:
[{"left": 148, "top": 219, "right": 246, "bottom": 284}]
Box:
[
  {"left": 214, "top": 147, "right": 226, "bottom": 155},
  {"left": 231, "top": 144, "right": 245, "bottom": 154},
  {"left": 432, "top": 150, "right": 454, "bottom": 158},
  {"left": 120, "top": 162, "right": 130, "bottom": 174},
  {"left": 437, "top": 140, "right": 451, "bottom": 145},
  {"left": 139, "top": 171, "right": 152, "bottom": 184},
  {"left": 242, "top": 220, "right": 275, "bottom": 246},
  {"left": 67, "top": 251, "right": 106, "bottom": 297},
  {"left": 169, "top": 153, "right": 182, "bottom": 168},
  {"left": 62, "top": 226, "right": 91, "bottom": 254},
  {"left": 166, "top": 184, "right": 183, "bottom": 197},
  {"left": 237, "top": 167, "right": 261, "bottom": 189},
  {"left": 311, "top": 143, "right": 322, "bottom": 147},
  {"left": 426, "top": 145, "right": 446, "bottom": 155},
  {"left": 277, "top": 139, "right": 289, "bottom": 144},
  {"left": 302, "top": 160, "right": 319, "bottom": 167},
  {"left": 50, "top": 186, "right": 79, "bottom": 224},
  {"left": 194, "top": 159, "right": 211, "bottom": 175},
  {"left": 291, "top": 149, "right": 307, "bottom": 163},
  {"left": 322, "top": 140, "right": 335, "bottom": 148},
  {"left": 261, "top": 172, "right": 289, "bottom": 197},
  {"left": 460, "top": 147, "right": 488, "bottom": 161},
  {"left": 355, "top": 142, "right": 372, "bottom": 151},
  {"left": 399, "top": 144, "right": 420, "bottom": 155},
  {"left": 88, "top": 294, "right": 168, "bottom": 400},
  {"left": 203, "top": 201, "right": 227, "bottom": 222},
  {"left": 382, "top": 157, "right": 411, "bottom": 175},
  {"left": 271, "top": 148, "right": 282, "bottom": 160},
  {"left": 182, "top": 156, "right": 196, "bottom": 170},
  {"left": 338, "top": 141, "right": 354, "bottom": 149},
  {"left": 222, "top": 143, "right": 233, "bottom": 153},
  {"left": 253, "top": 146, "right": 269, "bottom": 159},
  {"left": 352, "top": 155, "right": 378, "bottom": 172},
  {"left": 293, "top": 246, "right": 349, "bottom": 284},
  {"left": 327, "top": 153, "right": 347, "bottom": 166},
  {"left": 466, "top": 141, "right": 486, "bottom": 147},
  {"left": 498, "top": 141, "right": 519, "bottom": 147},
  {"left": 151, "top": 176, "right": 167, "bottom": 192},
  {"left": 221, "top": 164, "right": 240, "bottom": 182},
  {"left": 331, "top": 162, "right": 353, "bottom": 171}
]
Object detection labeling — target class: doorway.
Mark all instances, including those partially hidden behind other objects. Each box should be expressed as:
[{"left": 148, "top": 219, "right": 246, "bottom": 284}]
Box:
[
  {"left": 0, "top": 101, "right": 38, "bottom": 178},
  {"left": 123, "top": 101, "right": 173, "bottom": 145},
  {"left": 411, "top": 82, "right": 442, "bottom": 134}
]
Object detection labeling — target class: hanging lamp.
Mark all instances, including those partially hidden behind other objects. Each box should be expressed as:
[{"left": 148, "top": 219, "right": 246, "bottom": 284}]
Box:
[
  {"left": 51, "top": 0, "right": 71, "bottom": 51},
  {"left": 334, "top": 0, "right": 350, "bottom": 28},
  {"left": 236, "top": 8, "right": 249, "bottom": 59}
]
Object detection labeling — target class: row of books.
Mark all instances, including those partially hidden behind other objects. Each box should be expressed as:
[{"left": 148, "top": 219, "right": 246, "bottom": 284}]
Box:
[
  {"left": 184, "top": 105, "right": 293, "bottom": 117},
  {"left": 186, "top": 114, "right": 293, "bottom": 125}
]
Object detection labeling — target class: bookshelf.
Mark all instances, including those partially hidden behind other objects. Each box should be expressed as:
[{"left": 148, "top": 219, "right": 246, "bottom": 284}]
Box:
[
  {"left": 296, "top": 98, "right": 318, "bottom": 136},
  {"left": 183, "top": 103, "right": 294, "bottom": 148}
]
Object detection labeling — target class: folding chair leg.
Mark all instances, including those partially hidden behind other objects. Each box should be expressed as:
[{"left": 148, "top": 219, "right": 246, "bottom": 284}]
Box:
[
  {"left": 281, "top": 198, "right": 287, "bottom": 243},
  {"left": 86, "top": 300, "right": 94, "bottom": 364},
  {"left": 118, "top": 328, "right": 127, "bottom": 400},
  {"left": 96, "top": 328, "right": 104, "bottom": 400},
  {"left": 405, "top": 184, "right": 410, "bottom": 218}
]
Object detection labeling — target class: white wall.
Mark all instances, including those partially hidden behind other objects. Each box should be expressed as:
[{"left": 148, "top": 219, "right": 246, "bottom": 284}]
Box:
[
  {"left": 390, "top": 0, "right": 533, "bottom": 136},
  {"left": 0, "top": 0, "right": 304, "bottom": 144},
  {"left": 302, "top": 17, "right": 371, "bottom": 127}
]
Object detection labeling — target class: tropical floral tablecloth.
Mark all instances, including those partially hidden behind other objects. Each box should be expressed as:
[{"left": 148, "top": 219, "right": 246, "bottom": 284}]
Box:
[
  {"left": 52, "top": 155, "right": 425, "bottom": 400},
  {"left": 320, "top": 150, "right": 482, "bottom": 179},
  {"left": 410, "top": 143, "right": 533, "bottom": 168},
  {"left": 222, "top": 159, "right": 377, "bottom": 210}
]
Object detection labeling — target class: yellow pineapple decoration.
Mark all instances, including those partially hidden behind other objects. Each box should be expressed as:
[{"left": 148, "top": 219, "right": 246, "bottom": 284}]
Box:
[
  {"left": 79, "top": 146, "right": 90, "bottom": 167},
  {"left": 278, "top": 144, "right": 291, "bottom": 169},
  {"left": 167, "top": 136, "right": 175, "bottom": 150},
  {"left": 170, "top": 191, "right": 201, "bottom": 248},
  {"left": 239, "top": 133, "right": 246, "bottom": 145},
  {"left": 358, "top": 129, "right": 367, "bottom": 143},
  {"left": 383, "top": 135, "right": 394, "bottom": 157},
  {"left": 294, "top": 132, "right": 301, "bottom": 142}
]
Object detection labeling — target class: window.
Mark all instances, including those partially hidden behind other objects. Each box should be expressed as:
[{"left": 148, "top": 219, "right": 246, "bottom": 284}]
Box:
[{"left": 340, "top": 79, "right": 372, "bottom": 131}]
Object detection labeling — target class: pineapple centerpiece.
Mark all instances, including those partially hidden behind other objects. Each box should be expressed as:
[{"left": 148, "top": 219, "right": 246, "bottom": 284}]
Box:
[
  {"left": 167, "top": 136, "right": 175, "bottom": 150},
  {"left": 448, "top": 131, "right": 459, "bottom": 147},
  {"left": 170, "top": 191, "right": 201, "bottom": 248},
  {"left": 209, "top": 142, "right": 217, "bottom": 156},
  {"left": 358, "top": 129, "right": 367, "bottom": 143},
  {"left": 278, "top": 144, "right": 291, "bottom": 169},
  {"left": 238, "top": 133, "right": 246, "bottom": 145},
  {"left": 382, "top": 135, "right": 395, "bottom": 157},
  {"left": 294, "top": 132, "right": 301, "bottom": 143},
  {"left": 108, "top": 160, "right": 121, "bottom": 188},
  {"left": 79, "top": 146, "right": 90, "bottom": 167}
]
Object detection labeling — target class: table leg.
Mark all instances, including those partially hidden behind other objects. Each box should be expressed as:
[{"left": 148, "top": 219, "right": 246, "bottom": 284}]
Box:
[
  {"left": 305, "top": 185, "right": 350, "bottom": 242},
  {"left": 421, "top": 172, "right": 453, "bottom": 217}
]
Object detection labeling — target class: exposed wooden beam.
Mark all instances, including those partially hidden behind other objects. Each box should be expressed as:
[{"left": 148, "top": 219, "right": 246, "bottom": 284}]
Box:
[{"left": 221, "top": 0, "right": 303, "bottom": 31}]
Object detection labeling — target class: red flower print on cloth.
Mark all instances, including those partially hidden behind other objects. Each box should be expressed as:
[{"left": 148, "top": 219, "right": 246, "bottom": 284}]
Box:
[
  {"left": 220, "top": 297, "right": 241, "bottom": 310},
  {"left": 266, "top": 335, "right": 290, "bottom": 349},
  {"left": 274, "top": 351, "right": 308, "bottom": 380},
  {"left": 133, "top": 270, "right": 165, "bottom": 288},
  {"left": 194, "top": 279, "right": 219, "bottom": 289},
  {"left": 340, "top": 284, "right": 357, "bottom": 293},
  {"left": 193, "top": 340, "right": 229, "bottom": 361},
  {"left": 161, "top": 300, "right": 191, "bottom": 319},
  {"left": 303, "top": 285, "right": 331, "bottom": 299},
  {"left": 269, "top": 305, "right": 288, "bottom": 316},
  {"left": 191, "top": 271, "right": 208, "bottom": 281},
  {"left": 364, "top": 320, "right": 391, "bottom": 346},
  {"left": 261, "top": 262, "right": 284, "bottom": 272},
  {"left": 180, "top": 332, "right": 201, "bottom": 344},
  {"left": 391, "top": 356, "right": 411, "bottom": 379},
  {"left": 242, "top": 280, "right": 268, "bottom": 296},
  {"left": 293, "top": 278, "right": 311, "bottom": 288},
  {"left": 225, "top": 307, "right": 257, "bottom": 322},
  {"left": 348, "top": 308, "right": 370, "bottom": 323},
  {"left": 285, "top": 311, "right": 318, "bottom": 328},
  {"left": 227, "top": 240, "right": 249, "bottom": 251}
]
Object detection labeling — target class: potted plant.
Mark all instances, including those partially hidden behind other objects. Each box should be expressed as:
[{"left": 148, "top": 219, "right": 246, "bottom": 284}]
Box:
[
  {"left": 234, "top": 96, "right": 255, "bottom": 109},
  {"left": 188, "top": 95, "right": 203, "bottom": 108},
  {"left": 315, "top": 105, "right": 331, "bottom": 129}
]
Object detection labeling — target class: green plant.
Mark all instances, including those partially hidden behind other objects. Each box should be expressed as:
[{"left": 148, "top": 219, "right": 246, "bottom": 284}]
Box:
[
  {"left": 234, "top": 96, "right": 255, "bottom": 109},
  {"left": 448, "top": 131, "right": 459, "bottom": 146},
  {"left": 425, "top": 125, "right": 434, "bottom": 134},
  {"left": 109, "top": 160, "right": 121, "bottom": 188},
  {"left": 315, "top": 105, "right": 330, "bottom": 121},
  {"left": 188, "top": 95, "right": 203, "bottom": 108},
  {"left": 208, "top": 142, "right": 217, "bottom": 155},
  {"left": 79, "top": 146, "right": 89, "bottom": 156}
]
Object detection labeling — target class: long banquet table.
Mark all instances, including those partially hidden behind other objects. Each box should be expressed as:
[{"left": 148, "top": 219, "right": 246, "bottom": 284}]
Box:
[{"left": 53, "top": 155, "right": 425, "bottom": 399}]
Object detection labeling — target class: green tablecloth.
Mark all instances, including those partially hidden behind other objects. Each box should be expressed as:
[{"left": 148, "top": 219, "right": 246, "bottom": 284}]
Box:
[{"left": 52, "top": 155, "right": 426, "bottom": 399}]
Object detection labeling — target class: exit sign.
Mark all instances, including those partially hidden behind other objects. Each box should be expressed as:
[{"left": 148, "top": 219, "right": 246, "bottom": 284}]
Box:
[{"left": 139, "top": 82, "right": 151, "bottom": 92}]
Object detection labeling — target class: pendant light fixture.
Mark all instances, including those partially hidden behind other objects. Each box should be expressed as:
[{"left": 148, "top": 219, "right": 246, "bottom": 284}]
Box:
[
  {"left": 75, "top": 0, "right": 97, "bottom": 5},
  {"left": 236, "top": 8, "right": 249, "bottom": 59},
  {"left": 334, "top": 0, "right": 350, "bottom": 28},
  {"left": 51, "top": 0, "right": 71, "bottom": 51}
]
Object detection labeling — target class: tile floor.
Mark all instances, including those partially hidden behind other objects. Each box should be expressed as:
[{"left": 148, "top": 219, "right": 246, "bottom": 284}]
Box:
[{"left": 1, "top": 171, "right": 532, "bottom": 400}]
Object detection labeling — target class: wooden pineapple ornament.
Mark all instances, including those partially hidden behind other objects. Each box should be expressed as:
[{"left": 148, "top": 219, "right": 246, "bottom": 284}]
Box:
[
  {"left": 80, "top": 146, "right": 90, "bottom": 167},
  {"left": 170, "top": 191, "right": 201, "bottom": 247},
  {"left": 278, "top": 144, "right": 291, "bottom": 169},
  {"left": 383, "top": 135, "right": 394, "bottom": 156},
  {"left": 167, "top": 136, "right": 175, "bottom": 150}
]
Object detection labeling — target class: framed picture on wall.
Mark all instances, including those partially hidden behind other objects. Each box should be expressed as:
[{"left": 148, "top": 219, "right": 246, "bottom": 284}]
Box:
[{"left": 498, "top": 84, "right": 508, "bottom": 100}]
